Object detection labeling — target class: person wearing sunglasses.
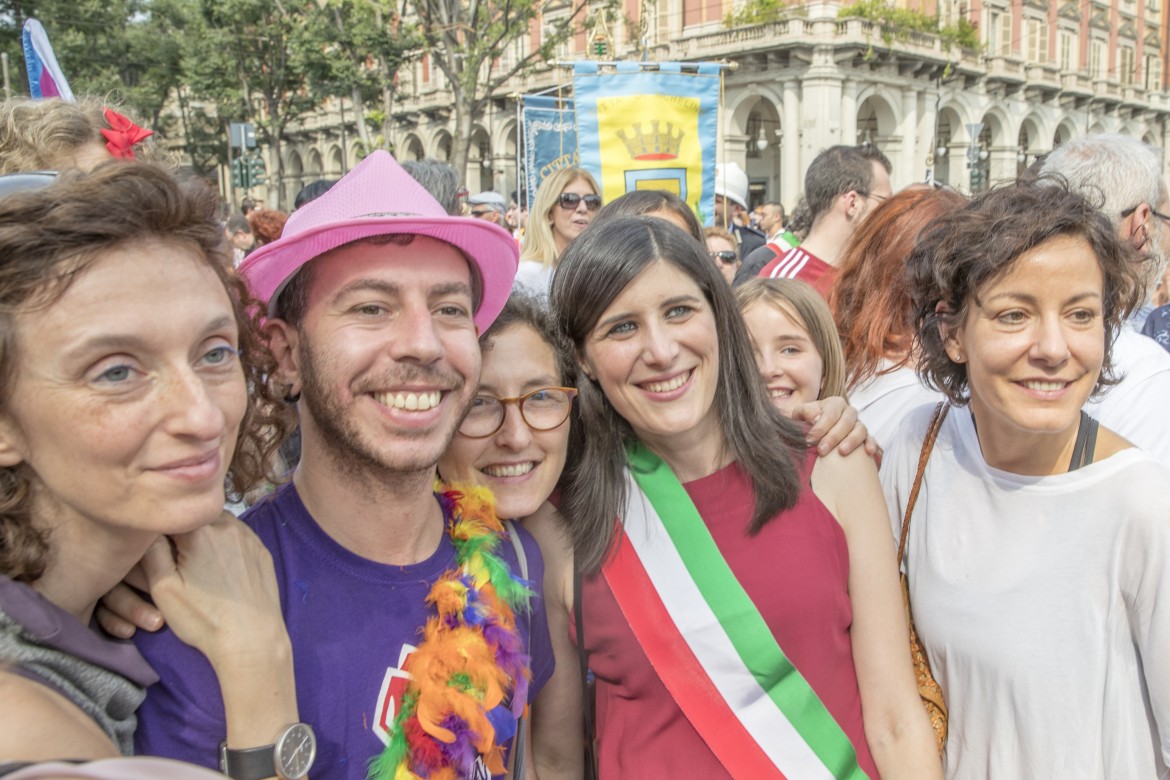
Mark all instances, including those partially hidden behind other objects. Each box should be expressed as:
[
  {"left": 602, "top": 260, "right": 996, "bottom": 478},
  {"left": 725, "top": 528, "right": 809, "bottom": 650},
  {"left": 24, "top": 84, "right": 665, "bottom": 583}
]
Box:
[
  {"left": 703, "top": 226, "right": 741, "bottom": 285},
  {"left": 516, "top": 167, "right": 602, "bottom": 296},
  {"left": 468, "top": 191, "right": 507, "bottom": 226},
  {"left": 437, "top": 291, "right": 585, "bottom": 779}
]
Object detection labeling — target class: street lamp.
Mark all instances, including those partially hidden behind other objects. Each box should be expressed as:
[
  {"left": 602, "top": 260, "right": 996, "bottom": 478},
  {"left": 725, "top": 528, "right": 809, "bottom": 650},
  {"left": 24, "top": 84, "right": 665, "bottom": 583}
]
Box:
[{"left": 965, "top": 122, "right": 985, "bottom": 192}]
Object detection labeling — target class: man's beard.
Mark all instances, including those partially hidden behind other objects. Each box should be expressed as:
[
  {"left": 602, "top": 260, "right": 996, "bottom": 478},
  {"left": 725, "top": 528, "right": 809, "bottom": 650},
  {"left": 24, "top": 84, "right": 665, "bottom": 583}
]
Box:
[{"left": 296, "top": 336, "right": 472, "bottom": 478}]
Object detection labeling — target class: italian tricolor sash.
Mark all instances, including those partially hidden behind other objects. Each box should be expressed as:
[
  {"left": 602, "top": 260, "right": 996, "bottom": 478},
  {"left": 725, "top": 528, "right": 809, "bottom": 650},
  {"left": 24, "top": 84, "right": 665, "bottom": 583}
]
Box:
[{"left": 602, "top": 444, "right": 870, "bottom": 779}]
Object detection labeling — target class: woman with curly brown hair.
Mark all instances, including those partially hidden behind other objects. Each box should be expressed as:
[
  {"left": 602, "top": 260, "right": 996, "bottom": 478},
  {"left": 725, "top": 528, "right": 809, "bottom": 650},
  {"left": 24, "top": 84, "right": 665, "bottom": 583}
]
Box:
[
  {"left": 884, "top": 180, "right": 1170, "bottom": 778},
  {"left": 0, "top": 163, "right": 301, "bottom": 767}
]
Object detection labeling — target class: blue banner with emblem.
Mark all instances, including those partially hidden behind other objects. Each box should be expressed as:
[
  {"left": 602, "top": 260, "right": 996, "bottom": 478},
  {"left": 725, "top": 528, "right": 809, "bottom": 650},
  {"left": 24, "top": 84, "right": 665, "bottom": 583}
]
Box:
[
  {"left": 572, "top": 62, "right": 721, "bottom": 226},
  {"left": 522, "top": 95, "right": 577, "bottom": 213}
]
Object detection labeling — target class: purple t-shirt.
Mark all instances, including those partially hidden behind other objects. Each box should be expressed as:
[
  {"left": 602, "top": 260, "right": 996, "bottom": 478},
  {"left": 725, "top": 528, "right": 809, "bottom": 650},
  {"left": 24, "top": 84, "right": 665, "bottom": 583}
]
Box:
[{"left": 133, "top": 483, "right": 554, "bottom": 779}]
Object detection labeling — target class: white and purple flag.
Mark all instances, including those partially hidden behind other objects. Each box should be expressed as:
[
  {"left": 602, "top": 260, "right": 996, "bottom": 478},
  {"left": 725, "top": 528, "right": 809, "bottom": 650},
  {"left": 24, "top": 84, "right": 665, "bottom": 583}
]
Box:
[{"left": 22, "top": 19, "right": 75, "bottom": 102}]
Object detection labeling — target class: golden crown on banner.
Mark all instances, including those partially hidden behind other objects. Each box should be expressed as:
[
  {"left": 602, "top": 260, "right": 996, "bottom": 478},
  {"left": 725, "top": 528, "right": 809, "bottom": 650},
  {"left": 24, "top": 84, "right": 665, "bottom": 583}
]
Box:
[{"left": 616, "top": 120, "right": 685, "bottom": 161}]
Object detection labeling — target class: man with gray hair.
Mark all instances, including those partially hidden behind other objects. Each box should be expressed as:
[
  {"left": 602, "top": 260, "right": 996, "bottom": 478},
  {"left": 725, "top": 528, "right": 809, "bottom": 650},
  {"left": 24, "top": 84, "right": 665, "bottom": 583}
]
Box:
[
  {"left": 1043, "top": 133, "right": 1169, "bottom": 325},
  {"left": 1042, "top": 133, "right": 1170, "bottom": 466},
  {"left": 401, "top": 158, "right": 463, "bottom": 215}
]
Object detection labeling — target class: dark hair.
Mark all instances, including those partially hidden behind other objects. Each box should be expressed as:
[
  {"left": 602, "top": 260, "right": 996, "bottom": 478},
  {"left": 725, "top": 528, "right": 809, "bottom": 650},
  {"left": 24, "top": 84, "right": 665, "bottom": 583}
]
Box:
[
  {"left": 761, "top": 201, "right": 785, "bottom": 222},
  {"left": 804, "top": 145, "right": 883, "bottom": 223},
  {"left": 481, "top": 290, "right": 575, "bottom": 389},
  {"left": 908, "top": 179, "right": 1144, "bottom": 405},
  {"left": 550, "top": 216, "right": 807, "bottom": 573},
  {"left": 590, "top": 189, "right": 704, "bottom": 242},
  {"left": 294, "top": 179, "right": 337, "bottom": 210},
  {"left": 856, "top": 142, "right": 893, "bottom": 175},
  {"left": 226, "top": 214, "right": 251, "bottom": 236},
  {"left": 0, "top": 162, "right": 292, "bottom": 582},
  {"left": 829, "top": 186, "right": 967, "bottom": 389}
]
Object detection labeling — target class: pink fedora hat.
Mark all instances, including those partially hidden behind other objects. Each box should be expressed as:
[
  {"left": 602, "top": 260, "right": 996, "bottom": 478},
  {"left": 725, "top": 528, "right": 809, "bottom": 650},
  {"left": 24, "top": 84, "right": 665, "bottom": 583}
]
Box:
[{"left": 239, "top": 150, "right": 518, "bottom": 331}]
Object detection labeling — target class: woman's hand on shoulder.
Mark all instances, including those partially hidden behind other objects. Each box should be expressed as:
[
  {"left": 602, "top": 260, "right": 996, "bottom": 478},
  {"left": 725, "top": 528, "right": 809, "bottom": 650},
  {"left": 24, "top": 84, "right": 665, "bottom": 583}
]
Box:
[
  {"left": 140, "top": 512, "right": 287, "bottom": 670},
  {"left": 96, "top": 573, "right": 163, "bottom": 639},
  {"left": 791, "top": 396, "right": 880, "bottom": 460},
  {"left": 141, "top": 513, "right": 302, "bottom": 750}
]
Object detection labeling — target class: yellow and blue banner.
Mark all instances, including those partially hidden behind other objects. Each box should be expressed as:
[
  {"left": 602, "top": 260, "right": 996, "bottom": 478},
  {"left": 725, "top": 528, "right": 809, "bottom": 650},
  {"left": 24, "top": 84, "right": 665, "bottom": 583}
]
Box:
[
  {"left": 522, "top": 95, "right": 577, "bottom": 213},
  {"left": 572, "top": 62, "right": 721, "bottom": 225}
]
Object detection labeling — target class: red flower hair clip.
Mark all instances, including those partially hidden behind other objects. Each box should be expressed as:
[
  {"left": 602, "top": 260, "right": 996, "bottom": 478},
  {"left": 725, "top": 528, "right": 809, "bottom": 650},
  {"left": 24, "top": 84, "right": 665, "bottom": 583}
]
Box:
[{"left": 101, "top": 108, "right": 153, "bottom": 160}]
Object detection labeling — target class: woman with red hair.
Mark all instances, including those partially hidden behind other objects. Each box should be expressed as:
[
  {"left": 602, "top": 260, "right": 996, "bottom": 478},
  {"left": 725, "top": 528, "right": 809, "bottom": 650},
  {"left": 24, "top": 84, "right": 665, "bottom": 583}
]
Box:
[
  {"left": 246, "top": 209, "right": 288, "bottom": 248},
  {"left": 827, "top": 186, "right": 966, "bottom": 448}
]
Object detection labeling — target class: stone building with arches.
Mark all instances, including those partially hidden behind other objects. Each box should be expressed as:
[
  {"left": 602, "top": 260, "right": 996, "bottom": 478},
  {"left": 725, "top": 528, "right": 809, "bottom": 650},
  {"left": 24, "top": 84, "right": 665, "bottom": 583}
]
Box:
[{"left": 250, "top": 0, "right": 1170, "bottom": 211}]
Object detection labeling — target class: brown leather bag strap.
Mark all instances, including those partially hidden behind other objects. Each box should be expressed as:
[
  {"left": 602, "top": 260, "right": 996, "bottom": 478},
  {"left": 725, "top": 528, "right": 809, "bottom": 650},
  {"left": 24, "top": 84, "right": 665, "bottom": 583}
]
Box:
[{"left": 897, "top": 402, "right": 950, "bottom": 568}]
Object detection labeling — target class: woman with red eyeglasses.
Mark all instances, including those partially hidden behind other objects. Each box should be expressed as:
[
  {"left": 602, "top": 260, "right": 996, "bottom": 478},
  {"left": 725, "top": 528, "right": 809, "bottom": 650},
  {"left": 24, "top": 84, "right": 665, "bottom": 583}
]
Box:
[{"left": 517, "top": 167, "right": 602, "bottom": 296}]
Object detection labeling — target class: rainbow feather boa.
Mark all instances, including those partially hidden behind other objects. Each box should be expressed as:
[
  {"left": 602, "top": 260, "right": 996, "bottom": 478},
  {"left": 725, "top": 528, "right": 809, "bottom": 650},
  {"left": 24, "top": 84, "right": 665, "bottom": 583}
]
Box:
[{"left": 368, "top": 483, "right": 534, "bottom": 780}]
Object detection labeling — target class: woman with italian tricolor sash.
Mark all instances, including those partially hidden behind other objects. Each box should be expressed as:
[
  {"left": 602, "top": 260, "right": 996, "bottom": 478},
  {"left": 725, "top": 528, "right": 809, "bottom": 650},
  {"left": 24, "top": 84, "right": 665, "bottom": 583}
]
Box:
[{"left": 549, "top": 215, "right": 942, "bottom": 779}]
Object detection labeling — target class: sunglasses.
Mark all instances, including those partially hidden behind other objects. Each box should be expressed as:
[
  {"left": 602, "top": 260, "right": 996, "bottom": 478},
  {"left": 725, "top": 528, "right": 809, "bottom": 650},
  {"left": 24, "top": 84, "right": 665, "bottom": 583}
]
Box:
[
  {"left": 471, "top": 209, "right": 496, "bottom": 218},
  {"left": 709, "top": 250, "right": 738, "bottom": 264},
  {"left": 558, "top": 192, "right": 602, "bottom": 212}
]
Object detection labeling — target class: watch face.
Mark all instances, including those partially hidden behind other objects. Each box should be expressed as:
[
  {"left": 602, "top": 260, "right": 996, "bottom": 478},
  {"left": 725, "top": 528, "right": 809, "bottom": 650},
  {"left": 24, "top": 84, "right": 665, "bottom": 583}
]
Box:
[{"left": 276, "top": 723, "right": 316, "bottom": 780}]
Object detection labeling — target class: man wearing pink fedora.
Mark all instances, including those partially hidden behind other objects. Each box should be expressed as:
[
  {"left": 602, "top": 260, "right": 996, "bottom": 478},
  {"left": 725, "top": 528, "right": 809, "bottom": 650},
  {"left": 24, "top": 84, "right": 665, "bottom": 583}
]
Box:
[{"left": 132, "top": 151, "right": 553, "bottom": 780}]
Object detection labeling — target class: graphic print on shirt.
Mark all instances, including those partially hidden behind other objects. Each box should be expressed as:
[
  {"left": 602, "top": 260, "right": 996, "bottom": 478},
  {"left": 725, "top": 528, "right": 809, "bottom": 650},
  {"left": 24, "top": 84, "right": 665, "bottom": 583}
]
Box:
[
  {"left": 374, "top": 644, "right": 416, "bottom": 745},
  {"left": 372, "top": 642, "right": 494, "bottom": 780},
  {"left": 766, "top": 247, "right": 812, "bottom": 279}
]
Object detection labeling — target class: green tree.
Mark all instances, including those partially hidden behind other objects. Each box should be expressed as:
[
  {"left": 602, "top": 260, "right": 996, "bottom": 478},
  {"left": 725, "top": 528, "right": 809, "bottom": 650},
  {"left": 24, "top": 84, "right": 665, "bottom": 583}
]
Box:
[
  {"left": 0, "top": 0, "right": 186, "bottom": 125},
  {"left": 176, "top": 0, "right": 333, "bottom": 206},
  {"left": 306, "top": 0, "right": 420, "bottom": 157},
  {"left": 409, "top": 0, "right": 608, "bottom": 186}
]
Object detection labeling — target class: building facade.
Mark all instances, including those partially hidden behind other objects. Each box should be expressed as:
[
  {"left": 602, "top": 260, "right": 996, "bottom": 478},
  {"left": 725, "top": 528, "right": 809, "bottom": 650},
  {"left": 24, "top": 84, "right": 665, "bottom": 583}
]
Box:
[{"left": 254, "top": 0, "right": 1170, "bottom": 211}]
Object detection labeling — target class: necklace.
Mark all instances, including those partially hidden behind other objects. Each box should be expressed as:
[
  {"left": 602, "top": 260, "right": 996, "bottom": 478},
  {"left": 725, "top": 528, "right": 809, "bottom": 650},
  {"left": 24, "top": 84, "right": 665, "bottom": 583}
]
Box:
[{"left": 369, "top": 482, "right": 533, "bottom": 780}]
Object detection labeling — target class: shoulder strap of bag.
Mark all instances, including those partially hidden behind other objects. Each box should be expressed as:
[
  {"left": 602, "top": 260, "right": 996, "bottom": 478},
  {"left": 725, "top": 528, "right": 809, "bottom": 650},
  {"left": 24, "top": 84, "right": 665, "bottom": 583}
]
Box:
[
  {"left": 505, "top": 519, "right": 529, "bottom": 583},
  {"left": 574, "top": 564, "right": 598, "bottom": 780},
  {"left": 504, "top": 520, "right": 528, "bottom": 780},
  {"left": 897, "top": 402, "right": 950, "bottom": 569},
  {"left": 1068, "top": 411, "right": 1099, "bottom": 471}
]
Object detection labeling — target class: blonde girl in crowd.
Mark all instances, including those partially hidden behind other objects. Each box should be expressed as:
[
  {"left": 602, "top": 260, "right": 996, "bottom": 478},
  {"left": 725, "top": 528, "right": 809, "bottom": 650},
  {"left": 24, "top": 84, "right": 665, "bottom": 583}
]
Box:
[
  {"left": 0, "top": 97, "right": 156, "bottom": 174},
  {"left": 515, "top": 167, "right": 601, "bottom": 295},
  {"left": 736, "top": 278, "right": 846, "bottom": 417}
]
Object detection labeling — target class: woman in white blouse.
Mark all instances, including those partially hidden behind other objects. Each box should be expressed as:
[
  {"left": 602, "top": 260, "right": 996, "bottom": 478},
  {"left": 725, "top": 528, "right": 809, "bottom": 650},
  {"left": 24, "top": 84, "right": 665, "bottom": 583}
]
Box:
[{"left": 882, "top": 180, "right": 1170, "bottom": 779}]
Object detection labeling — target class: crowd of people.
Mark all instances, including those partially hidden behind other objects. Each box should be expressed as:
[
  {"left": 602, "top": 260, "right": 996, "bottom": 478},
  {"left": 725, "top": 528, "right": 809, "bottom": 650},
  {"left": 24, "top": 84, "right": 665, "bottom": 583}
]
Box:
[{"left": 0, "top": 94, "right": 1168, "bottom": 780}]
